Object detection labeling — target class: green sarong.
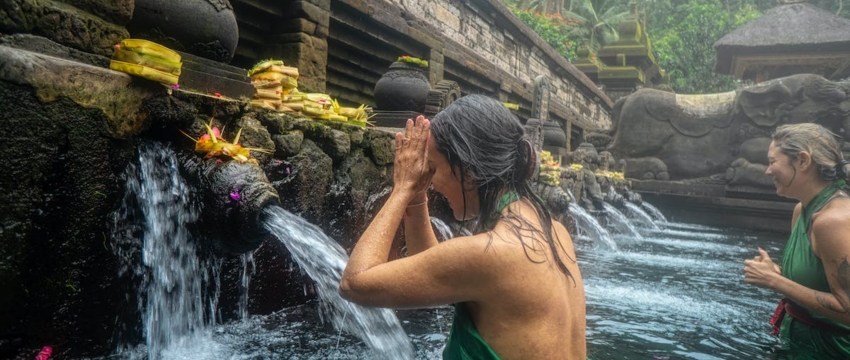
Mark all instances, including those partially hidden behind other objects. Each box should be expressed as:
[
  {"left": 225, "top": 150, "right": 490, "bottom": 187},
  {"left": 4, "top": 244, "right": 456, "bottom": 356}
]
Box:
[
  {"left": 443, "top": 303, "right": 502, "bottom": 360},
  {"left": 777, "top": 180, "right": 850, "bottom": 359}
]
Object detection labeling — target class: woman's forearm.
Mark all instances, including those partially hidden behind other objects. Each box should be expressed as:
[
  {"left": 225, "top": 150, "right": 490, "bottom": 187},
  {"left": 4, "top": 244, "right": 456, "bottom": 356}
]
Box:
[
  {"left": 403, "top": 192, "right": 439, "bottom": 255},
  {"left": 343, "top": 190, "right": 412, "bottom": 279},
  {"left": 772, "top": 276, "right": 850, "bottom": 326}
]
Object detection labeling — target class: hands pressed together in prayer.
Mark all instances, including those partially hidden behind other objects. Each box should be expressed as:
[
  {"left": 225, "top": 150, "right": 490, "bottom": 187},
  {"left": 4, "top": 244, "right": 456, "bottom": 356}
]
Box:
[{"left": 393, "top": 115, "right": 434, "bottom": 201}]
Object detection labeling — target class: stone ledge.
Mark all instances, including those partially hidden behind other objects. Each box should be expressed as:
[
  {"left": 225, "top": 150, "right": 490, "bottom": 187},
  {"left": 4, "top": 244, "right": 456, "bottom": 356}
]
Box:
[
  {"left": 640, "top": 191, "right": 795, "bottom": 233},
  {"left": 0, "top": 45, "right": 157, "bottom": 138}
]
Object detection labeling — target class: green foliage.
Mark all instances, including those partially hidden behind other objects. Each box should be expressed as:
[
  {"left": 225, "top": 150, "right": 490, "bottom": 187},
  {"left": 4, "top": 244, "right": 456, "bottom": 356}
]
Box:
[
  {"left": 511, "top": 6, "right": 580, "bottom": 60},
  {"left": 509, "top": 0, "right": 565, "bottom": 14},
  {"left": 645, "top": 0, "right": 761, "bottom": 94},
  {"left": 505, "top": 0, "right": 848, "bottom": 94},
  {"left": 561, "top": 0, "right": 631, "bottom": 52}
]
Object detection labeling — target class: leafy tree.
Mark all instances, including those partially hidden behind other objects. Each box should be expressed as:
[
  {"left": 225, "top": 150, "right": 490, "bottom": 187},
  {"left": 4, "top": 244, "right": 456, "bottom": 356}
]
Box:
[
  {"left": 510, "top": 7, "right": 581, "bottom": 60},
  {"left": 644, "top": 0, "right": 760, "bottom": 93},
  {"left": 561, "top": 0, "right": 631, "bottom": 52},
  {"left": 512, "top": 0, "right": 566, "bottom": 14}
]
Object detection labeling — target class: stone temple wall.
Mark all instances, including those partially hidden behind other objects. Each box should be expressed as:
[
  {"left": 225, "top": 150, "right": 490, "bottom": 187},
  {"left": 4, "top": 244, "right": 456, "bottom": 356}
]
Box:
[
  {"left": 392, "top": 0, "right": 611, "bottom": 131},
  {"left": 229, "top": 0, "right": 612, "bottom": 135},
  {"left": 0, "top": 38, "right": 401, "bottom": 357}
]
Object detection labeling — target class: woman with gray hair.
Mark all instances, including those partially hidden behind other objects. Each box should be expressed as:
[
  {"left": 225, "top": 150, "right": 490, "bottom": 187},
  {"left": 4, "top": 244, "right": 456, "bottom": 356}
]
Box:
[{"left": 744, "top": 123, "right": 850, "bottom": 358}]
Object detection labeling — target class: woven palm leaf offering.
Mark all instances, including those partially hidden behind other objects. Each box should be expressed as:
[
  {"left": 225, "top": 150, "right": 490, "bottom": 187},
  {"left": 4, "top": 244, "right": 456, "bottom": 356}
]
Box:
[
  {"left": 180, "top": 118, "right": 273, "bottom": 166},
  {"left": 109, "top": 39, "right": 182, "bottom": 85},
  {"left": 539, "top": 150, "right": 561, "bottom": 186}
]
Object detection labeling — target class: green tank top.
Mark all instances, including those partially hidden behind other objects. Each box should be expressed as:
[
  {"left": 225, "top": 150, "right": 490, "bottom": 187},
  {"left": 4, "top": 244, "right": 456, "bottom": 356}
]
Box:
[
  {"left": 442, "top": 192, "right": 518, "bottom": 360},
  {"left": 779, "top": 180, "right": 850, "bottom": 358}
]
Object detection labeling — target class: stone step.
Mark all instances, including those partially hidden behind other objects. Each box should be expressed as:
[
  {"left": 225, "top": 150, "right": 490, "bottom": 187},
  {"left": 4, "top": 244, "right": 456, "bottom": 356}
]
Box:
[{"left": 174, "top": 50, "right": 254, "bottom": 99}]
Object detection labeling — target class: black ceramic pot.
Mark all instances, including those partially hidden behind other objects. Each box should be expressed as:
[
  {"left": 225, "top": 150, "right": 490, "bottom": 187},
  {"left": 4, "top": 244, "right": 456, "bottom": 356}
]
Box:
[
  {"left": 373, "top": 61, "right": 431, "bottom": 112},
  {"left": 128, "top": 0, "right": 239, "bottom": 63},
  {"left": 542, "top": 120, "right": 567, "bottom": 148}
]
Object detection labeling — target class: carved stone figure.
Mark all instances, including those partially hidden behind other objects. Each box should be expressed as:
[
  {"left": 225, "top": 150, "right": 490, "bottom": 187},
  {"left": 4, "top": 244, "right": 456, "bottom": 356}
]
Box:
[
  {"left": 607, "top": 74, "right": 850, "bottom": 184},
  {"left": 599, "top": 151, "right": 612, "bottom": 171},
  {"left": 574, "top": 142, "right": 599, "bottom": 171}
]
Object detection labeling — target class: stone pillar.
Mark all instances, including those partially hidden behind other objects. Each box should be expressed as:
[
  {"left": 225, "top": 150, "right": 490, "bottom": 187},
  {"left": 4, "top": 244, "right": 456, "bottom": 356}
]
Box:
[
  {"left": 428, "top": 48, "right": 445, "bottom": 85},
  {"left": 277, "top": 0, "right": 330, "bottom": 92},
  {"left": 532, "top": 75, "right": 550, "bottom": 122}
]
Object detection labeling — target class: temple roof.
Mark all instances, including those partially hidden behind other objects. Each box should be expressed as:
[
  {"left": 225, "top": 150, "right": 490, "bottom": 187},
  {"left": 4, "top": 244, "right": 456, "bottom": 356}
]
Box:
[{"left": 714, "top": 2, "right": 850, "bottom": 74}]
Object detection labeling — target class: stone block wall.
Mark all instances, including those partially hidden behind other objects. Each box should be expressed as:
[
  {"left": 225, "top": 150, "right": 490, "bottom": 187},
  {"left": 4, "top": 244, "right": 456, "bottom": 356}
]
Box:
[
  {"left": 340, "top": 0, "right": 613, "bottom": 131},
  {"left": 230, "top": 0, "right": 612, "bottom": 133}
]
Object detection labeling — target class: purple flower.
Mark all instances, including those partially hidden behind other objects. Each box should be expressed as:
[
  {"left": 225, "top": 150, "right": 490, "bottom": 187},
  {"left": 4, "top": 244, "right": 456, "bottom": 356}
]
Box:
[
  {"left": 229, "top": 189, "right": 240, "bottom": 201},
  {"left": 171, "top": 84, "right": 180, "bottom": 89},
  {"left": 285, "top": 167, "right": 290, "bottom": 175}
]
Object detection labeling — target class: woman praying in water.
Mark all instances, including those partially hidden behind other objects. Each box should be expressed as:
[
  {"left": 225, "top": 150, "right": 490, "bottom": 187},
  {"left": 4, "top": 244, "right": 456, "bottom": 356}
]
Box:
[
  {"left": 340, "top": 95, "right": 586, "bottom": 359},
  {"left": 744, "top": 123, "right": 850, "bottom": 358}
]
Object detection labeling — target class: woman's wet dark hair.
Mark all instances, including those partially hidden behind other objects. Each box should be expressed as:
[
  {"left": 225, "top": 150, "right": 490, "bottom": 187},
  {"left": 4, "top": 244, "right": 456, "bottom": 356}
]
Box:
[{"left": 430, "top": 94, "right": 575, "bottom": 281}]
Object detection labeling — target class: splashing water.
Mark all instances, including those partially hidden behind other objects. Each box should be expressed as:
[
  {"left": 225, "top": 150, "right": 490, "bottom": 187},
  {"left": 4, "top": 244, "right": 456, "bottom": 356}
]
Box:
[
  {"left": 238, "top": 252, "right": 256, "bottom": 322},
  {"left": 429, "top": 217, "right": 454, "bottom": 241},
  {"left": 113, "top": 142, "right": 215, "bottom": 360},
  {"left": 263, "top": 206, "right": 414, "bottom": 359},
  {"left": 576, "top": 223, "right": 783, "bottom": 359},
  {"left": 365, "top": 186, "right": 393, "bottom": 213},
  {"left": 640, "top": 201, "right": 668, "bottom": 223},
  {"left": 566, "top": 188, "right": 577, "bottom": 204},
  {"left": 623, "top": 202, "right": 660, "bottom": 230},
  {"left": 569, "top": 205, "right": 617, "bottom": 250},
  {"left": 601, "top": 203, "right": 643, "bottom": 239}
]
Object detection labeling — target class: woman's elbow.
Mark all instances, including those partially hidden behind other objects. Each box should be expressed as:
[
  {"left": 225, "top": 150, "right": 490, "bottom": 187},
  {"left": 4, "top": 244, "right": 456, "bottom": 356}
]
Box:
[
  {"left": 339, "top": 277, "right": 383, "bottom": 307},
  {"left": 338, "top": 278, "right": 356, "bottom": 302}
]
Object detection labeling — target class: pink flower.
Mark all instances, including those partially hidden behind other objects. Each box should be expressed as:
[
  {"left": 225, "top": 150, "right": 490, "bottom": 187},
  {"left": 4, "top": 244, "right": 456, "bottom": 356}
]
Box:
[
  {"left": 229, "top": 189, "right": 240, "bottom": 201},
  {"left": 36, "top": 346, "right": 52, "bottom": 360}
]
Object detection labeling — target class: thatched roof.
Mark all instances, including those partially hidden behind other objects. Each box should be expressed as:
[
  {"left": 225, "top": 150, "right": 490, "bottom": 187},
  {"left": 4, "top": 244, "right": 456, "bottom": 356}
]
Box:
[{"left": 714, "top": 2, "right": 850, "bottom": 74}]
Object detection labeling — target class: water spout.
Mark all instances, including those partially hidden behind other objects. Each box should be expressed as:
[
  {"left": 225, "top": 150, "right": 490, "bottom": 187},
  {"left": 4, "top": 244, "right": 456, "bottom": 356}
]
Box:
[
  {"left": 623, "top": 202, "right": 660, "bottom": 230},
  {"left": 640, "top": 201, "right": 668, "bottom": 223},
  {"left": 569, "top": 205, "right": 617, "bottom": 250},
  {"left": 263, "top": 206, "right": 414, "bottom": 359},
  {"left": 183, "top": 154, "right": 281, "bottom": 255},
  {"left": 601, "top": 202, "right": 643, "bottom": 239}
]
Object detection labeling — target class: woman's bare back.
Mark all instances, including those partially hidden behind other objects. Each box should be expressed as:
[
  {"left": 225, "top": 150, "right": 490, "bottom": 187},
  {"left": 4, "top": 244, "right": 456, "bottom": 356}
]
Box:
[{"left": 467, "top": 201, "right": 586, "bottom": 359}]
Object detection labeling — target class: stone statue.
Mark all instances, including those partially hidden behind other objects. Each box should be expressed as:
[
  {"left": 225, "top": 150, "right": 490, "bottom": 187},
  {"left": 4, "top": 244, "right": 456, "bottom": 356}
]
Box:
[
  {"left": 599, "top": 151, "right": 612, "bottom": 172},
  {"left": 607, "top": 74, "right": 850, "bottom": 185},
  {"left": 574, "top": 142, "right": 599, "bottom": 171}
]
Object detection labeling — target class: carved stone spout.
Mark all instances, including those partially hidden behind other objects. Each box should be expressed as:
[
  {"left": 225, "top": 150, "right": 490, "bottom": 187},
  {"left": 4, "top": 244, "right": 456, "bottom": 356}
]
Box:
[{"left": 182, "top": 157, "right": 280, "bottom": 254}]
